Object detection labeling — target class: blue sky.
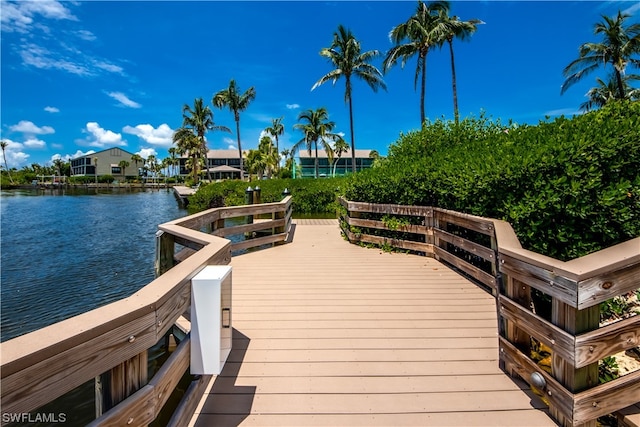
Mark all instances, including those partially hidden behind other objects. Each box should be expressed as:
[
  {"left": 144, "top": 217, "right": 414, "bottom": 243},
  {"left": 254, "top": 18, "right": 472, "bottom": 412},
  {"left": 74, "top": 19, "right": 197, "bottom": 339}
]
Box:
[{"left": 1, "top": 0, "right": 638, "bottom": 169}]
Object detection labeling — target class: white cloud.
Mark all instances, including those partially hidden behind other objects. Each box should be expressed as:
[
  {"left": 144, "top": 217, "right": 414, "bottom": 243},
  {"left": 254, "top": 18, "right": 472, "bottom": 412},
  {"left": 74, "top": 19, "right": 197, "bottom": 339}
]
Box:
[
  {"left": 137, "top": 148, "right": 157, "bottom": 160},
  {"left": 1, "top": 0, "right": 77, "bottom": 33},
  {"left": 50, "top": 149, "right": 92, "bottom": 163},
  {"left": 123, "top": 123, "right": 174, "bottom": 147},
  {"left": 223, "top": 137, "right": 237, "bottom": 150},
  {"left": 93, "top": 60, "right": 123, "bottom": 74},
  {"left": 76, "top": 29, "right": 95, "bottom": 41},
  {"left": 20, "top": 42, "right": 91, "bottom": 75},
  {"left": 9, "top": 120, "right": 55, "bottom": 135},
  {"left": 623, "top": 3, "right": 640, "bottom": 15},
  {"left": 544, "top": 108, "right": 583, "bottom": 117},
  {"left": 0, "top": 139, "right": 30, "bottom": 167},
  {"left": 70, "top": 149, "right": 95, "bottom": 159},
  {"left": 258, "top": 130, "right": 273, "bottom": 143},
  {"left": 24, "top": 137, "right": 47, "bottom": 149},
  {"left": 107, "top": 92, "right": 141, "bottom": 108},
  {"left": 80, "top": 122, "right": 126, "bottom": 147},
  {"left": 286, "top": 103, "right": 300, "bottom": 110},
  {"left": 44, "top": 106, "right": 60, "bottom": 113}
]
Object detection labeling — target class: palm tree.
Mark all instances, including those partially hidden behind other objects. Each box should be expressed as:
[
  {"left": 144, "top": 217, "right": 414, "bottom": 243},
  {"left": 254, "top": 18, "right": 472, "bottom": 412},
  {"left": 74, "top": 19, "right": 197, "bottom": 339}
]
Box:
[
  {"left": 265, "top": 117, "right": 284, "bottom": 169},
  {"left": 182, "top": 97, "right": 230, "bottom": 182},
  {"left": 258, "top": 136, "right": 278, "bottom": 178},
  {"left": 1, "top": 140, "right": 14, "bottom": 184},
  {"left": 130, "top": 153, "right": 143, "bottom": 178},
  {"left": 580, "top": 74, "right": 640, "bottom": 111},
  {"left": 118, "top": 160, "right": 129, "bottom": 179},
  {"left": 313, "top": 25, "right": 386, "bottom": 173},
  {"left": 435, "top": 6, "right": 483, "bottom": 124},
  {"left": 212, "top": 79, "right": 256, "bottom": 181},
  {"left": 292, "top": 107, "right": 341, "bottom": 178},
  {"left": 562, "top": 11, "right": 640, "bottom": 100},
  {"left": 384, "top": 0, "right": 449, "bottom": 126},
  {"left": 245, "top": 149, "right": 268, "bottom": 181},
  {"left": 93, "top": 157, "right": 99, "bottom": 184},
  {"left": 167, "top": 147, "right": 179, "bottom": 178},
  {"left": 331, "top": 137, "right": 349, "bottom": 177},
  {"left": 173, "top": 127, "right": 201, "bottom": 183}
]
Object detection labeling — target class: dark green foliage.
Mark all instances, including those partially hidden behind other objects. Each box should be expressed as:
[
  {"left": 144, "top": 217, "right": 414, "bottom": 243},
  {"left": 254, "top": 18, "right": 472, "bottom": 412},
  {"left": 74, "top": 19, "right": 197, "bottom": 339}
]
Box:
[
  {"left": 188, "top": 177, "right": 347, "bottom": 215},
  {"left": 345, "top": 101, "right": 640, "bottom": 260},
  {"left": 598, "top": 356, "right": 620, "bottom": 384}
]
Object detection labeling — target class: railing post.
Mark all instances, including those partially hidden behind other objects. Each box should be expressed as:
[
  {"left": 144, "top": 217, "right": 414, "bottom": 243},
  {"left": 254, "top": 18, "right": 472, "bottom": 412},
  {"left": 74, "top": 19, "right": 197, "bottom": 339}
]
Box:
[
  {"left": 155, "top": 230, "right": 175, "bottom": 277},
  {"left": 95, "top": 350, "right": 148, "bottom": 418},
  {"left": 499, "top": 273, "right": 532, "bottom": 376},
  {"left": 245, "top": 186, "right": 254, "bottom": 225},
  {"left": 550, "top": 299, "right": 599, "bottom": 427},
  {"left": 433, "top": 210, "right": 447, "bottom": 261}
]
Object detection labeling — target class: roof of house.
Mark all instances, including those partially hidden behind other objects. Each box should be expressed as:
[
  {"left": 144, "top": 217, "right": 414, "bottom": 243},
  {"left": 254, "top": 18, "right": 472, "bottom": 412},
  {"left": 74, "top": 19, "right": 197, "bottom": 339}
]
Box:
[
  {"left": 205, "top": 149, "right": 242, "bottom": 159},
  {"left": 298, "top": 149, "right": 372, "bottom": 159},
  {"left": 74, "top": 147, "right": 136, "bottom": 159},
  {"left": 207, "top": 165, "right": 242, "bottom": 173}
]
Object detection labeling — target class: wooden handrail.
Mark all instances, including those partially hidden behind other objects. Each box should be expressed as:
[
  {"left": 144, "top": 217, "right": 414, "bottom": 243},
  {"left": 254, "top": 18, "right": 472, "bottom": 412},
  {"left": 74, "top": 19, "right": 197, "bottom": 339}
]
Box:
[
  {"left": 339, "top": 197, "right": 640, "bottom": 427},
  {"left": 0, "top": 196, "right": 293, "bottom": 426}
]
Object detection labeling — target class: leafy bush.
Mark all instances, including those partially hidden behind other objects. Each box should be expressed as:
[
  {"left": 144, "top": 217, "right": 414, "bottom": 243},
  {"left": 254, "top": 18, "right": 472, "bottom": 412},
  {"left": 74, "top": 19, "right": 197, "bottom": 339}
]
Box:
[
  {"left": 345, "top": 101, "right": 640, "bottom": 260},
  {"left": 188, "top": 177, "right": 347, "bottom": 215}
]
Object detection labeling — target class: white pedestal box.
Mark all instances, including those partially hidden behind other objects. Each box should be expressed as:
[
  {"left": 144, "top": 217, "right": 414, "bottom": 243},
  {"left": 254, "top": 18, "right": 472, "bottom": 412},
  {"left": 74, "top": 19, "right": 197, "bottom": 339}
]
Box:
[{"left": 190, "top": 265, "right": 232, "bottom": 375}]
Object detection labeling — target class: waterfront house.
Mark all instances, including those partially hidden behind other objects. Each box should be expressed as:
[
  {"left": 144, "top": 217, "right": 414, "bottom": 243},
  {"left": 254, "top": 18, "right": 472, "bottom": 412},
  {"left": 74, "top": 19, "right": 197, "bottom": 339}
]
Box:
[
  {"left": 70, "top": 148, "right": 139, "bottom": 178},
  {"left": 298, "top": 149, "right": 375, "bottom": 177},
  {"left": 178, "top": 149, "right": 244, "bottom": 180}
]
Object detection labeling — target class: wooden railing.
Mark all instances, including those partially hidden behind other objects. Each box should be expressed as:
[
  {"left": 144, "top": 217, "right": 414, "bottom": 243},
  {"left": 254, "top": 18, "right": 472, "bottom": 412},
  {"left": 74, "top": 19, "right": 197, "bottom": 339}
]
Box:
[
  {"left": 0, "top": 196, "right": 292, "bottom": 426},
  {"left": 339, "top": 198, "right": 640, "bottom": 427}
]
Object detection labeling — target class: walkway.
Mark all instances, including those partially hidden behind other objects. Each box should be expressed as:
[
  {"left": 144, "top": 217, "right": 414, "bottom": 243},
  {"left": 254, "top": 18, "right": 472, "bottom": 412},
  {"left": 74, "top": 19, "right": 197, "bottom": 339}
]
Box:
[{"left": 191, "top": 220, "right": 556, "bottom": 426}]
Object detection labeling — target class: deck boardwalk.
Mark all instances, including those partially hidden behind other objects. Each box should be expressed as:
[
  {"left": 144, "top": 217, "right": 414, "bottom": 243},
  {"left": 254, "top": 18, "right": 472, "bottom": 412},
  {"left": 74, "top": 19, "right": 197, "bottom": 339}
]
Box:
[{"left": 191, "top": 220, "right": 556, "bottom": 426}]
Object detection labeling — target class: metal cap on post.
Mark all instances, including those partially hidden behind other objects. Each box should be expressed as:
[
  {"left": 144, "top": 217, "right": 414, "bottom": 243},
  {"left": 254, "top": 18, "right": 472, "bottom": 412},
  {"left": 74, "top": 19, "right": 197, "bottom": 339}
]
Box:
[
  {"left": 253, "top": 186, "right": 261, "bottom": 205},
  {"left": 245, "top": 186, "right": 254, "bottom": 224},
  {"left": 245, "top": 186, "right": 254, "bottom": 205}
]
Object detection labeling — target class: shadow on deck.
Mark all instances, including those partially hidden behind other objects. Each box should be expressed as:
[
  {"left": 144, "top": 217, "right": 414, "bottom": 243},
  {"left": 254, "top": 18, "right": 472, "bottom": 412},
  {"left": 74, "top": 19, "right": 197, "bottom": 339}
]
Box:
[{"left": 191, "top": 220, "right": 556, "bottom": 426}]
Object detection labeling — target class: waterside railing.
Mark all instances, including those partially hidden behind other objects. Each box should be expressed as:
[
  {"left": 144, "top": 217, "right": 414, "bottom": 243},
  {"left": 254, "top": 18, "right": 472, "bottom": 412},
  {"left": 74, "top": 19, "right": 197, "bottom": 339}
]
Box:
[
  {"left": 0, "top": 196, "right": 292, "bottom": 427},
  {"left": 339, "top": 197, "right": 640, "bottom": 427}
]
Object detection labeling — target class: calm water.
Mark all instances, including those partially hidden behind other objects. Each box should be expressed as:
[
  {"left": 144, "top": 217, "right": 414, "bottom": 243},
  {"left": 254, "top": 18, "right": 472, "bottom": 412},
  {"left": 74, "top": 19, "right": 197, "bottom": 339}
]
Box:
[{"left": 1, "top": 188, "right": 186, "bottom": 341}]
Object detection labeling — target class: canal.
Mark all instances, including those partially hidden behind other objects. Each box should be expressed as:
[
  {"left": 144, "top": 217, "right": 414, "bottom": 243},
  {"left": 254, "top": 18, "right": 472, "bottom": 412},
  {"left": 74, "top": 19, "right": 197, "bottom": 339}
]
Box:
[{"left": 1, "top": 187, "right": 186, "bottom": 342}]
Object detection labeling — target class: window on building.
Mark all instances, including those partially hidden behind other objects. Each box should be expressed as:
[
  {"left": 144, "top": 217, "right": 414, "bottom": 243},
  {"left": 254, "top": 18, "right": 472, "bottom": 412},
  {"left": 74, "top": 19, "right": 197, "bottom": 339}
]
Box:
[{"left": 111, "top": 166, "right": 121, "bottom": 174}]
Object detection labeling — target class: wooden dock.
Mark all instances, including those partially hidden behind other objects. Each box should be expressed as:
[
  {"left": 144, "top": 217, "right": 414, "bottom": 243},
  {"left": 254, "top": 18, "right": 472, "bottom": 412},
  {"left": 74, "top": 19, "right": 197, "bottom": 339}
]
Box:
[
  {"left": 3, "top": 197, "right": 637, "bottom": 427},
  {"left": 174, "top": 185, "right": 196, "bottom": 207},
  {"left": 190, "top": 219, "right": 556, "bottom": 426}
]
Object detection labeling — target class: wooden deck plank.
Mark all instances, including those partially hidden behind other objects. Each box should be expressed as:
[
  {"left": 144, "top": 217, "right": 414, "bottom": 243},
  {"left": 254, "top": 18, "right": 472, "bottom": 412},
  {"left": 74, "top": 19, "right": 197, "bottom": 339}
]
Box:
[
  {"left": 234, "top": 327, "right": 499, "bottom": 339},
  {"left": 196, "top": 411, "right": 555, "bottom": 427},
  {"left": 231, "top": 337, "right": 498, "bottom": 350},
  {"left": 209, "top": 374, "right": 533, "bottom": 394},
  {"left": 191, "top": 223, "right": 554, "bottom": 426}
]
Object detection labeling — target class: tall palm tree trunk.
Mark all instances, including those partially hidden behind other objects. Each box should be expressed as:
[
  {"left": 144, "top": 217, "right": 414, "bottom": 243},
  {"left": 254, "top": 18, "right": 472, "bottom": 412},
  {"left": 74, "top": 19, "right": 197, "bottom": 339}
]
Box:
[
  {"left": 348, "top": 94, "right": 356, "bottom": 173},
  {"left": 275, "top": 136, "right": 279, "bottom": 171},
  {"left": 419, "top": 53, "right": 427, "bottom": 126},
  {"left": 201, "top": 138, "right": 213, "bottom": 182},
  {"left": 235, "top": 118, "right": 244, "bottom": 181},
  {"left": 448, "top": 39, "right": 460, "bottom": 124},
  {"left": 314, "top": 141, "right": 319, "bottom": 178},
  {"left": 615, "top": 70, "right": 625, "bottom": 100},
  {"left": 2, "top": 149, "right": 14, "bottom": 184}
]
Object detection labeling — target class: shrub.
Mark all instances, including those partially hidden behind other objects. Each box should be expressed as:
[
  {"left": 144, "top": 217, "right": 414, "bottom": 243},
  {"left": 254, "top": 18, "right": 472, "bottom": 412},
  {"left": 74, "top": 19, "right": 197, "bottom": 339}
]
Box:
[
  {"left": 187, "top": 177, "right": 347, "bottom": 215},
  {"left": 344, "top": 101, "right": 640, "bottom": 260}
]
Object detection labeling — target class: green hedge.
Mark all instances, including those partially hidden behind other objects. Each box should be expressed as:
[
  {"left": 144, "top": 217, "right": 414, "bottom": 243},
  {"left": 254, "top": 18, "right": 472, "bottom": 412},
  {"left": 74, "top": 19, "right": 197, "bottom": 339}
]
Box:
[
  {"left": 344, "top": 101, "right": 640, "bottom": 260},
  {"left": 188, "top": 177, "right": 348, "bottom": 215}
]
